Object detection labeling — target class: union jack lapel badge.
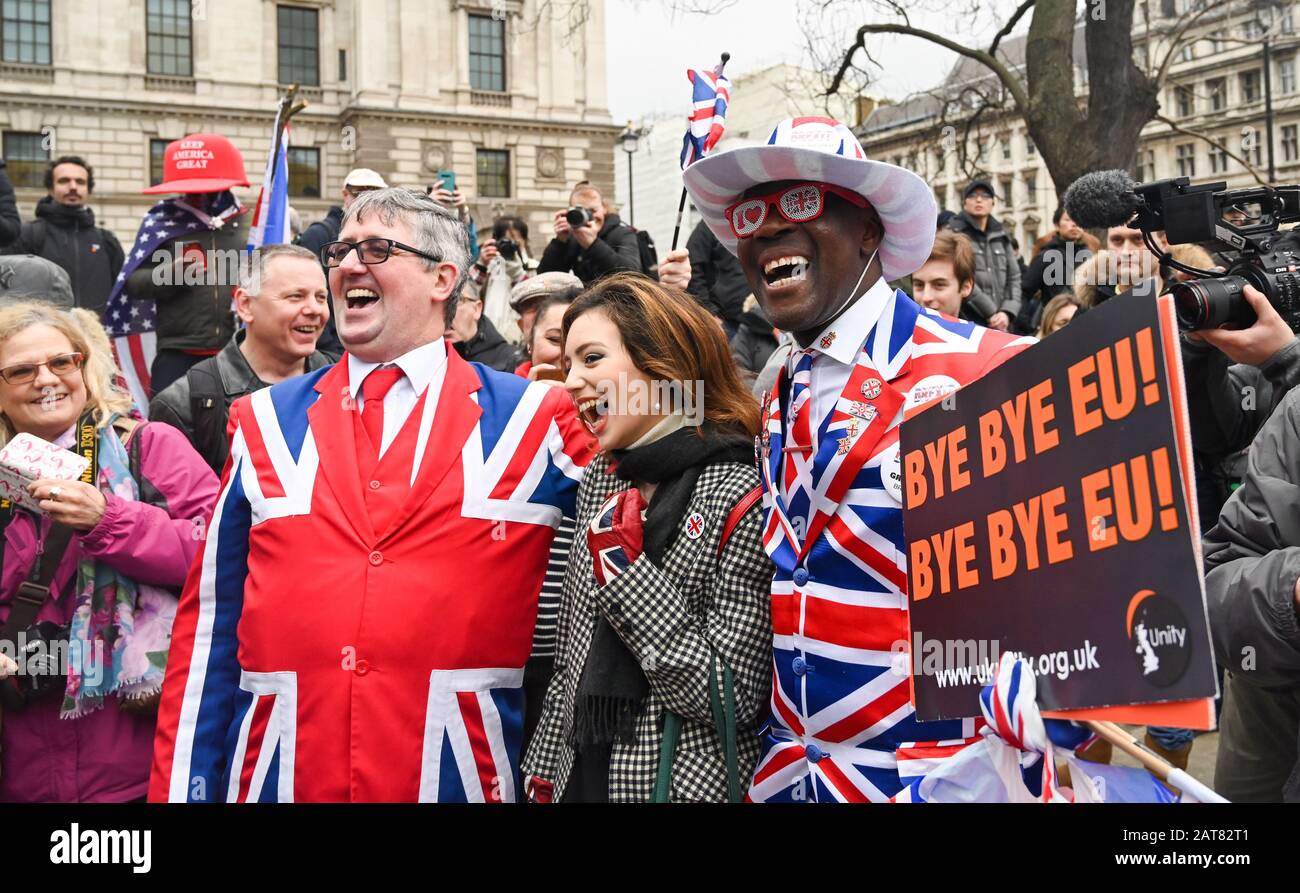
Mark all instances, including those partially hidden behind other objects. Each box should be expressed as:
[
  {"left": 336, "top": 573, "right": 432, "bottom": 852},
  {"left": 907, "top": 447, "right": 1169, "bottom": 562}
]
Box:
[
  {"left": 819, "top": 331, "right": 837, "bottom": 349},
  {"left": 685, "top": 511, "right": 706, "bottom": 539},
  {"left": 861, "top": 377, "right": 883, "bottom": 400}
]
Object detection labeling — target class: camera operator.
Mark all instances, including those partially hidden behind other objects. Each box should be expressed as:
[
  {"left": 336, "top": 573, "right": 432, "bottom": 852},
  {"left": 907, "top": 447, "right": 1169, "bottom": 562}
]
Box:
[
  {"left": 469, "top": 215, "right": 536, "bottom": 346},
  {"left": 537, "top": 182, "right": 641, "bottom": 285},
  {"left": 1203, "top": 375, "right": 1300, "bottom": 802}
]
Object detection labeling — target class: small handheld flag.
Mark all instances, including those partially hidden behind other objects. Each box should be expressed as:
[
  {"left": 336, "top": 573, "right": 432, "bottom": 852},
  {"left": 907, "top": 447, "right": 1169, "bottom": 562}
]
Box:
[
  {"left": 672, "top": 52, "right": 731, "bottom": 251},
  {"left": 680, "top": 53, "right": 732, "bottom": 169}
]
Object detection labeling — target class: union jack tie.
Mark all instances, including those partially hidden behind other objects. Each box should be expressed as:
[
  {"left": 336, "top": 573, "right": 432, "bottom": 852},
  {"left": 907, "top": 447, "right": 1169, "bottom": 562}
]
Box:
[{"left": 783, "top": 348, "right": 817, "bottom": 529}]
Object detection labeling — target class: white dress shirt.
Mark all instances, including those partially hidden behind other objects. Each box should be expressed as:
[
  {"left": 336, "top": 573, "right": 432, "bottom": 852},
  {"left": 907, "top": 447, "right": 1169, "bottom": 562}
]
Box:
[
  {"left": 786, "top": 277, "right": 893, "bottom": 449},
  {"left": 347, "top": 339, "right": 449, "bottom": 458}
]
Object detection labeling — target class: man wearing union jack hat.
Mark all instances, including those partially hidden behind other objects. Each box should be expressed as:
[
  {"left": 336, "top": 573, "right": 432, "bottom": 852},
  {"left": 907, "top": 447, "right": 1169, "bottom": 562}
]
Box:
[{"left": 683, "top": 116, "right": 1036, "bottom": 802}]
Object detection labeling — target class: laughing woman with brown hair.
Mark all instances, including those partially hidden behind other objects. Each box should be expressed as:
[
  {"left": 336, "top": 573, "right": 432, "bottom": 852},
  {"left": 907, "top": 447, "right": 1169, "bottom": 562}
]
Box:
[{"left": 521, "top": 272, "right": 773, "bottom": 803}]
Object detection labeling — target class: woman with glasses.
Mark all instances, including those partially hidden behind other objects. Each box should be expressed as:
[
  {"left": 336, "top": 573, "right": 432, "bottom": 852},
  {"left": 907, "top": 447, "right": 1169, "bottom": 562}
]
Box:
[{"left": 0, "top": 301, "right": 218, "bottom": 802}]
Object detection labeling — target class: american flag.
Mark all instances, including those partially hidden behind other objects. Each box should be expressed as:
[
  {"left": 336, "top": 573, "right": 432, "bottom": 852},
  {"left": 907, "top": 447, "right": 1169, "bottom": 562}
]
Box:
[
  {"left": 679, "top": 58, "right": 731, "bottom": 168},
  {"left": 248, "top": 110, "right": 291, "bottom": 250},
  {"left": 105, "top": 192, "right": 241, "bottom": 411}
]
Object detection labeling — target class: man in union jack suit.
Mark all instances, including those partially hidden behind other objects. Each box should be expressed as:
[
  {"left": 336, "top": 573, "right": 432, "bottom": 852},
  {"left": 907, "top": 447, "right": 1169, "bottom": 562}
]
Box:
[
  {"left": 683, "top": 117, "right": 1035, "bottom": 802},
  {"left": 150, "top": 188, "right": 594, "bottom": 802}
]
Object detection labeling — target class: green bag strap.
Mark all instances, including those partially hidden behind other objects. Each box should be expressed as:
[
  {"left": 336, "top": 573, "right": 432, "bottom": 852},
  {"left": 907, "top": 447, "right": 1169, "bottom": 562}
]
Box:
[
  {"left": 653, "top": 645, "right": 741, "bottom": 803},
  {"left": 653, "top": 712, "right": 682, "bottom": 803}
]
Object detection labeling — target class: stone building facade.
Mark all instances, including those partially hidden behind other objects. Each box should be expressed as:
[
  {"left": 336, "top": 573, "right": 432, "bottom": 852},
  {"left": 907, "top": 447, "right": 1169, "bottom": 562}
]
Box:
[
  {"left": 0, "top": 0, "right": 620, "bottom": 253},
  {"left": 858, "top": 4, "right": 1300, "bottom": 257}
]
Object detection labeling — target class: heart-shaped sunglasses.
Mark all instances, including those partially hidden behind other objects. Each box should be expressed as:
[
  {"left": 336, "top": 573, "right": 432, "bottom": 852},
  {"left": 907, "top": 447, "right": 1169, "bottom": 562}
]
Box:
[{"left": 725, "top": 182, "right": 868, "bottom": 239}]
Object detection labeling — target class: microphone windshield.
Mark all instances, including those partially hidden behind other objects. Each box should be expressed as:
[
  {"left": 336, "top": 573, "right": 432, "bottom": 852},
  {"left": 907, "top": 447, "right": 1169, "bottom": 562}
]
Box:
[{"left": 1063, "top": 170, "right": 1140, "bottom": 230}]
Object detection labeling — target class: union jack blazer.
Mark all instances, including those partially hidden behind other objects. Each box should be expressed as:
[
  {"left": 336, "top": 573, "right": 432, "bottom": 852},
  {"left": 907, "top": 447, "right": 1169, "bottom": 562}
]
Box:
[
  {"left": 150, "top": 346, "right": 594, "bottom": 802},
  {"left": 749, "top": 288, "right": 1033, "bottom": 803}
]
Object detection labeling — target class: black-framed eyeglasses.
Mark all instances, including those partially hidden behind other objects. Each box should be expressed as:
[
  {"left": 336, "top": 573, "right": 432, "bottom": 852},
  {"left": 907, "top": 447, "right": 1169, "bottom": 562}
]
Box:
[
  {"left": 0, "top": 352, "right": 85, "bottom": 385},
  {"left": 320, "top": 238, "right": 442, "bottom": 269}
]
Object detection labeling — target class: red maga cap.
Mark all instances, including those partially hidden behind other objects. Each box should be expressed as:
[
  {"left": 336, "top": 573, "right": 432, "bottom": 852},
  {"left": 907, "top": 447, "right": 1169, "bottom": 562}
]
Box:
[{"left": 142, "top": 133, "right": 250, "bottom": 195}]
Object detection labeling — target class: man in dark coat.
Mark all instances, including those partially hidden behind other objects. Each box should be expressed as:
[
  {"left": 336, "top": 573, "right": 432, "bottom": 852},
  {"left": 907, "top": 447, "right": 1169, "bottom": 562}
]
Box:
[
  {"left": 1, "top": 156, "right": 124, "bottom": 316},
  {"left": 687, "top": 218, "right": 749, "bottom": 338},
  {"left": 945, "top": 180, "right": 1021, "bottom": 331},
  {"left": 537, "top": 182, "right": 641, "bottom": 285}
]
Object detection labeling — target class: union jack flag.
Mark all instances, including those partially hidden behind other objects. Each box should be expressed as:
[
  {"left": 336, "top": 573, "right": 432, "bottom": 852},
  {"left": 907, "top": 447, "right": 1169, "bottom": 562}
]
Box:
[
  {"left": 680, "top": 58, "right": 731, "bottom": 169},
  {"left": 104, "top": 192, "right": 241, "bottom": 412},
  {"left": 587, "top": 491, "right": 641, "bottom": 587},
  {"left": 248, "top": 110, "right": 291, "bottom": 251}
]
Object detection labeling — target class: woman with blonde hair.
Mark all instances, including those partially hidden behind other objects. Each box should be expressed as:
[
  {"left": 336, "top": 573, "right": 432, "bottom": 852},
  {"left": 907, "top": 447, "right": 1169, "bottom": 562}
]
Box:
[
  {"left": 523, "top": 272, "right": 772, "bottom": 802},
  {"left": 1038, "top": 293, "right": 1088, "bottom": 339},
  {"left": 0, "top": 301, "right": 217, "bottom": 802}
]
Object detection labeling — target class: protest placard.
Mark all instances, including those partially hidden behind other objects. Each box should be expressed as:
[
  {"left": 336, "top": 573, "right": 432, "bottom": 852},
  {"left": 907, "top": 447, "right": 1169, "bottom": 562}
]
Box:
[{"left": 900, "top": 294, "right": 1218, "bottom": 727}]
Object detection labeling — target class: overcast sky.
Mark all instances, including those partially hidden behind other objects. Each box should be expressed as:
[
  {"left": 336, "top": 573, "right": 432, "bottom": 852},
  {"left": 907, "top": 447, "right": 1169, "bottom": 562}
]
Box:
[{"left": 604, "top": 0, "right": 1031, "bottom": 123}]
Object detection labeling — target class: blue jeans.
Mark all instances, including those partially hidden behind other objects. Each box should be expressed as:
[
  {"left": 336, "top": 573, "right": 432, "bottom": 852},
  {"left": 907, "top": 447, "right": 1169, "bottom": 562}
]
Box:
[{"left": 1148, "top": 725, "right": 1196, "bottom": 751}]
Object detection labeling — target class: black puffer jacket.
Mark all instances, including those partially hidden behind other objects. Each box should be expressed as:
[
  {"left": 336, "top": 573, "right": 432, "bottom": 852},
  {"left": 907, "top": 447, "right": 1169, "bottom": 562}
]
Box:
[
  {"left": 0, "top": 162, "right": 20, "bottom": 247},
  {"left": 537, "top": 212, "right": 642, "bottom": 285},
  {"left": 687, "top": 219, "right": 749, "bottom": 326},
  {"left": 454, "top": 315, "right": 517, "bottom": 373},
  {"left": 2, "top": 196, "right": 124, "bottom": 316},
  {"left": 125, "top": 195, "right": 249, "bottom": 352},
  {"left": 730, "top": 304, "right": 778, "bottom": 374},
  {"left": 946, "top": 211, "right": 1022, "bottom": 322}
]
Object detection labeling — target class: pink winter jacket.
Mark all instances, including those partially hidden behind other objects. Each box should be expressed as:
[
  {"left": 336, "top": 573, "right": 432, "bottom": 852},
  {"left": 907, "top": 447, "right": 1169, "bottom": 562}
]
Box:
[{"left": 0, "top": 421, "right": 218, "bottom": 802}]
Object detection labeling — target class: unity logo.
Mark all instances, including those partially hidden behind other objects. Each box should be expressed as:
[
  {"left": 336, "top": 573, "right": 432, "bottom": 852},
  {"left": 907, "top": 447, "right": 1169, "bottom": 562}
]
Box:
[{"left": 1125, "top": 588, "right": 1191, "bottom": 687}]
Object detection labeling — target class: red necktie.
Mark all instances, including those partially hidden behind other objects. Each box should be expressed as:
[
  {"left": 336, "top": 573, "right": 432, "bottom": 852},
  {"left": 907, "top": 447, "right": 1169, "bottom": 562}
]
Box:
[{"left": 360, "top": 365, "right": 405, "bottom": 452}]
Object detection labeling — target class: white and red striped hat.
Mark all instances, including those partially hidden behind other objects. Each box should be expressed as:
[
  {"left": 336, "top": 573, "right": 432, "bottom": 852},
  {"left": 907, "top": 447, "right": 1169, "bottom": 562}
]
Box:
[{"left": 682, "top": 116, "right": 937, "bottom": 280}]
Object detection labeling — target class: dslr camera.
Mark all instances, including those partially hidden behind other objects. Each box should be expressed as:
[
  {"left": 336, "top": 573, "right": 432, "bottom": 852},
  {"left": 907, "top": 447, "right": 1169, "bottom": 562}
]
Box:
[
  {"left": 1129, "top": 178, "right": 1300, "bottom": 331},
  {"left": 497, "top": 238, "right": 519, "bottom": 261},
  {"left": 565, "top": 206, "right": 595, "bottom": 229}
]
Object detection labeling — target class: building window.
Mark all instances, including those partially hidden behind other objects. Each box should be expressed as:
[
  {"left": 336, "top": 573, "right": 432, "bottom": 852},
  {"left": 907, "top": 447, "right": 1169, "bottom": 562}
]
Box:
[
  {"left": 1207, "top": 77, "right": 1226, "bottom": 112},
  {"left": 1280, "top": 56, "right": 1297, "bottom": 95},
  {"left": 338, "top": 48, "right": 347, "bottom": 81},
  {"left": 934, "top": 186, "right": 946, "bottom": 209},
  {"left": 932, "top": 147, "right": 945, "bottom": 171},
  {"left": 1240, "top": 69, "right": 1261, "bottom": 103},
  {"left": 1180, "top": 42, "right": 1194, "bottom": 62},
  {"left": 1282, "top": 124, "right": 1299, "bottom": 162},
  {"left": 1243, "top": 19, "right": 1263, "bottom": 40},
  {"left": 1175, "top": 85, "right": 1194, "bottom": 117},
  {"left": 146, "top": 0, "right": 192, "bottom": 77},
  {"left": 1246, "top": 140, "right": 1262, "bottom": 168},
  {"left": 149, "top": 137, "right": 170, "bottom": 186},
  {"left": 1022, "top": 218, "right": 1039, "bottom": 245},
  {"left": 1176, "top": 142, "right": 1196, "bottom": 178},
  {"left": 286, "top": 146, "right": 320, "bottom": 198},
  {"left": 1025, "top": 135, "right": 1036, "bottom": 157},
  {"left": 1, "top": 0, "right": 51, "bottom": 65},
  {"left": 1208, "top": 141, "right": 1229, "bottom": 174},
  {"left": 278, "top": 5, "right": 320, "bottom": 87},
  {"left": 476, "top": 149, "right": 510, "bottom": 198},
  {"left": 999, "top": 177, "right": 1013, "bottom": 206},
  {"left": 2, "top": 131, "right": 47, "bottom": 187},
  {"left": 1025, "top": 174, "right": 1037, "bottom": 202},
  {"left": 906, "top": 152, "right": 918, "bottom": 171},
  {"left": 1000, "top": 136, "right": 1011, "bottom": 161},
  {"left": 1135, "top": 149, "right": 1156, "bottom": 182},
  {"left": 469, "top": 14, "right": 506, "bottom": 92}
]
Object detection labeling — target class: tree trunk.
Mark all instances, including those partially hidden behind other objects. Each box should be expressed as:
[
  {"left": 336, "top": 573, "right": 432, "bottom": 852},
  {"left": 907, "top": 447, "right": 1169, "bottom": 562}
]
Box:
[{"left": 1082, "top": 0, "right": 1161, "bottom": 177}]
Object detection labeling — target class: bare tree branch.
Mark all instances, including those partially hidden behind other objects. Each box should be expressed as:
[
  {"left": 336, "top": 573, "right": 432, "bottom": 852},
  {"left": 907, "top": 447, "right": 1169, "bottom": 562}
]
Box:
[
  {"left": 989, "top": 0, "right": 1037, "bottom": 57},
  {"left": 1154, "top": 113, "right": 1268, "bottom": 185},
  {"left": 1154, "top": 0, "right": 1241, "bottom": 87},
  {"left": 827, "top": 22, "right": 1030, "bottom": 112}
]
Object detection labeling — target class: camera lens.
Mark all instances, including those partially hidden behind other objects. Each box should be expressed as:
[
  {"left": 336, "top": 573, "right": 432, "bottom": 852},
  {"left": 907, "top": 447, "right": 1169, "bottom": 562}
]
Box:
[
  {"left": 565, "top": 207, "right": 592, "bottom": 229},
  {"left": 498, "top": 239, "right": 518, "bottom": 260},
  {"left": 1171, "top": 275, "right": 1254, "bottom": 331}
]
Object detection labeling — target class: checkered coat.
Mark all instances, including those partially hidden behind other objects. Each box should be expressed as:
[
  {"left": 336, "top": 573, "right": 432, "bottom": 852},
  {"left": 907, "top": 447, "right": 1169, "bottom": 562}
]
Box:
[{"left": 522, "top": 456, "right": 774, "bottom": 802}]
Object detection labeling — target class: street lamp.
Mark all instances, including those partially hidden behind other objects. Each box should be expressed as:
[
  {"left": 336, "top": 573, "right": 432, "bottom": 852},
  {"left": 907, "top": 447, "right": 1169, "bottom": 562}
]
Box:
[{"left": 618, "top": 121, "right": 650, "bottom": 227}]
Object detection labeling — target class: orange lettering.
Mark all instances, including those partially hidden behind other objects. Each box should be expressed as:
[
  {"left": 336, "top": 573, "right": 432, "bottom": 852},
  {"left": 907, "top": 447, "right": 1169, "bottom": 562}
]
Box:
[{"left": 1069, "top": 355, "right": 1102, "bottom": 436}]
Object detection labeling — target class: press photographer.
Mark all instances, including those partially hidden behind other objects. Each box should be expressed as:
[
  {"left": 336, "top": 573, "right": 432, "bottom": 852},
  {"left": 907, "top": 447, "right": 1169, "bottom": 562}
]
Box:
[
  {"left": 538, "top": 181, "right": 642, "bottom": 285},
  {"left": 1067, "top": 169, "right": 1300, "bottom": 802}
]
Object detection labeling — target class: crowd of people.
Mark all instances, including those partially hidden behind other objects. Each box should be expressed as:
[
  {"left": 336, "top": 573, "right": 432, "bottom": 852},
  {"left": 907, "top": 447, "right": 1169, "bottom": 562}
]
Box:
[{"left": 0, "top": 109, "right": 1297, "bottom": 804}]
